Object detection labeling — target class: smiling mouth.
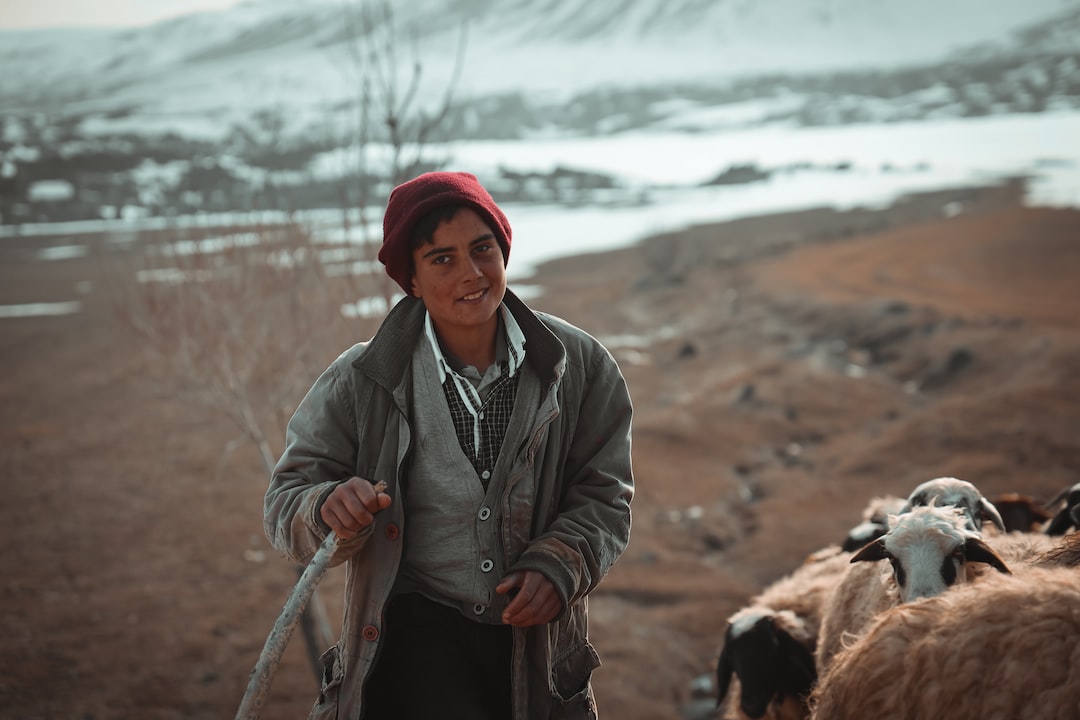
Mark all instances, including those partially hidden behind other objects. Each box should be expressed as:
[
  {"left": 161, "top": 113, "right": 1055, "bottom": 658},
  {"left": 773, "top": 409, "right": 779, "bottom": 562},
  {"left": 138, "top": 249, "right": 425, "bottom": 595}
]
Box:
[{"left": 460, "top": 289, "right": 486, "bottom": 301}]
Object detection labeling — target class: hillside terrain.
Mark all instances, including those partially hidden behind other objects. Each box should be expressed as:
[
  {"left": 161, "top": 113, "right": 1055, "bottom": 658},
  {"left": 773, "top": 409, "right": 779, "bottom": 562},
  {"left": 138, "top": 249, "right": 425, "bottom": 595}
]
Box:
[{"left": 2, "top": 178, "right": 1078, "bottom": 718}]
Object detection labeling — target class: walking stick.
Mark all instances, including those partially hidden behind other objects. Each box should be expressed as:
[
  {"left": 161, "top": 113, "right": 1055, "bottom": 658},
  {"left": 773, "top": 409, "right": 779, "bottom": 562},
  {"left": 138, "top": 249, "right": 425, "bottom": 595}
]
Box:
[
  {"left": 234, "top": 529, "right": 342, "bottom": 720},
  {"left": 235, "top": 479, "right": 387, "bottom": 720}
]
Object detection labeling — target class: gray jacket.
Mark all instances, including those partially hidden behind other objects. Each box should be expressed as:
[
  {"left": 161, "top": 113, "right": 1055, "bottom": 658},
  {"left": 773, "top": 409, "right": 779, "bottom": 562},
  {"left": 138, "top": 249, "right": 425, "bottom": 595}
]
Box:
[{"left": 264, "top": 289, "right": 634, "bottom": 720}]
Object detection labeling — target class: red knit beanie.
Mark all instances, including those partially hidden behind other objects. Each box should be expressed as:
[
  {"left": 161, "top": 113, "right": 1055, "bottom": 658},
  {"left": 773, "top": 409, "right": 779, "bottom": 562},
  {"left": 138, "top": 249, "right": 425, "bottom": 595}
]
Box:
[{"left": 378, "top": 171, "right": 512, "bottom": 294}]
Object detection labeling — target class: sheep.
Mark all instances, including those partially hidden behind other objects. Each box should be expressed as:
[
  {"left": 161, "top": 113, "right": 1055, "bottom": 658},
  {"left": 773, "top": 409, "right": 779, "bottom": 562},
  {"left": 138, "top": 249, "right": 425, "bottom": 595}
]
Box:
[
  {"left": 808, "top": 566, "right": 1080, "bottom": 720},
  {"left": 900, "top": 476, "right": 1006, "bottom": 533},
  {"left": 839, "top": 494, "right": 905, "bottom": 552},
  {"left": 815, "top": 505, "right": 1010, "bottom": 673},
  {"left": 715, "top": 547, "right": 854, "bottom": 720},
  {"left": 990, "top": 491, "right": 1054, "bottom": 533},
  {"left": 1032, "top": 531, "right": 1080, "bottom": 569},
  {"left": 1045, "top": 481, "right": 1080, "bottom": 536},
  {"left": 716, "top": 608, "right": 816, "bottom": 720}
]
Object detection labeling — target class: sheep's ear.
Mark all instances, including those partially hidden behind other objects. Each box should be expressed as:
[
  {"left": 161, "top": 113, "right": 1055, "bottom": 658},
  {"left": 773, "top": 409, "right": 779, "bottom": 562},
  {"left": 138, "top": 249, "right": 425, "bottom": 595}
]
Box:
[
  {"left": 850, "top": 537, "right": 888, "bottom": 563},
  {"left": 979, "top": 497, "right": 1007, "bottom": 532},
  {"left": 776, "top": 629, "right": 817, "bottom": 694},
  {"left": 964, "top": 537, "right": 1011, "bottom": 574},
  {"left": 715, "top": 643, "right": 734, "bottom": 707}
]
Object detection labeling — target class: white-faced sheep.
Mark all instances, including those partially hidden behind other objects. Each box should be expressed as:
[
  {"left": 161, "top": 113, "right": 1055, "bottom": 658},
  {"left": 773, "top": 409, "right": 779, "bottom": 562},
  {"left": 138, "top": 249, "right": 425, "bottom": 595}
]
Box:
[
  {"left": 715, "top": 547, "right": 855, "bottom": 719},
  {"left": 808, "top": 566, "right": 1080, "bottom": 720},
  {"left": 815, "top": 505, "right": 1010, "bottom": 673},
  {"left": 1045, "top": 481, "right": 1080, "bottom": 536},
  {"left": 900, "top": 476, "right": 1006, "bottom": 533}
]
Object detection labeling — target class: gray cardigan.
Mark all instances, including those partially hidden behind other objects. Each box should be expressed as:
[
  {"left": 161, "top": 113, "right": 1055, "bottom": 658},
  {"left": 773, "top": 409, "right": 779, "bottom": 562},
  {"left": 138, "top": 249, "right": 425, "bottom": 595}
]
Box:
[{"left": 264, "top": 289, "right": 634, "bottom": 720}]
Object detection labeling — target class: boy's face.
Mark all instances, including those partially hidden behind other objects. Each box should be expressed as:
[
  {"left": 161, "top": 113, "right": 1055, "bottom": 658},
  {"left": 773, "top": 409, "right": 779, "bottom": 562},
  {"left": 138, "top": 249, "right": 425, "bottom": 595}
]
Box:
[{"left": 410, "top": 207, "right": 506, "bottom": 339}]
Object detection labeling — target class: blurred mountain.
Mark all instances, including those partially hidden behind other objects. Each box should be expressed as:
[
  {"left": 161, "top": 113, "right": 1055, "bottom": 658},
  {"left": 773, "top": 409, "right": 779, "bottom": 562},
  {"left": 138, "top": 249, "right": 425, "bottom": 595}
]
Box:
[
  {"left": 2, "top": 0, "right": 1079, "bottom": 141},
  {"left": 2, "top": 0, "right": 1079, "bottom": 225}
]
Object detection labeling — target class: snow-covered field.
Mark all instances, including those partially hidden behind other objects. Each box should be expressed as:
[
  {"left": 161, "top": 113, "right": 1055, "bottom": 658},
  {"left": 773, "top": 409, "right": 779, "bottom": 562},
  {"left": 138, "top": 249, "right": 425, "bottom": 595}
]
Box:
[
  {"left": 464, "top": 111, "right": 1080, "bottom": 278},
  {"left": 7, "top": 110, "right": 1075, "bottom": 281}
]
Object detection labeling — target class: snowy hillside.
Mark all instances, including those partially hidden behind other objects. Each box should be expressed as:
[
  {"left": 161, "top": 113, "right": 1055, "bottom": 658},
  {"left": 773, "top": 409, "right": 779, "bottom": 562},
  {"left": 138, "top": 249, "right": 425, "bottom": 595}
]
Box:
[
  {"left": 1, "top": 0, "right": 1079, "bottom": 138},
  {"left": 2, "top": 0, "right": 1079, "bottom": 227}
]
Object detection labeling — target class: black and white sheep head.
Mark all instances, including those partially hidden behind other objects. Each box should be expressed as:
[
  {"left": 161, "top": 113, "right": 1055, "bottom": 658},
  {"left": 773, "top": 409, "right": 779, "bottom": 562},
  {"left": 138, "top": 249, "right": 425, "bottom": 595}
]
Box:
[
  {"left": 716, "top": 607, "right": 816, "bottom": 719},
  {"left": 900, "top": 476, "right": 1006, "bottom": 533},
  {"left": 841, "top": 495, "right": 906, "bottom": 552},
  {"left": 850, "top": 506, "right": 1011, "bottom": 602}
]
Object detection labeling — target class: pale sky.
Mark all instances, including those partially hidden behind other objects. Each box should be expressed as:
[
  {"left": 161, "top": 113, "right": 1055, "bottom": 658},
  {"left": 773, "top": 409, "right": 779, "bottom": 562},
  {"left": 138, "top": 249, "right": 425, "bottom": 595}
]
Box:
[{"left": 0, "top": 0, "right": 245, "bottom": 30}]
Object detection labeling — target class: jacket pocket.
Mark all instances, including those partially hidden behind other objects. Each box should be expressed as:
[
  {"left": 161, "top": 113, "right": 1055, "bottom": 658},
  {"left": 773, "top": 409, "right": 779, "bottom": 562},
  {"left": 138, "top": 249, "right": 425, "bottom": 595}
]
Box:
[
  {"left": 550, "top": 640, "right": 600, "bottom": 718},
  {"left": 308, "top": 643, "right": 343, "bottom": 720}
]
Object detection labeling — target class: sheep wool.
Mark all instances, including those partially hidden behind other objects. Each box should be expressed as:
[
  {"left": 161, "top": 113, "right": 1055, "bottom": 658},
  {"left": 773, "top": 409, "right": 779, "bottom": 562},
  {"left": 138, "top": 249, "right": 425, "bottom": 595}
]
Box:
[
  {"left": 1032, "top": 531, "right": 1080, "bottom": 568},
  {"left": 809, "top": 567, "right": 1080, "bottom": 720},
  {"left": 739, "top": 546, "right": 854, "bottom": 641},
  {"left": 967, "top": 529, "right": 1078, "bottom": 584}
]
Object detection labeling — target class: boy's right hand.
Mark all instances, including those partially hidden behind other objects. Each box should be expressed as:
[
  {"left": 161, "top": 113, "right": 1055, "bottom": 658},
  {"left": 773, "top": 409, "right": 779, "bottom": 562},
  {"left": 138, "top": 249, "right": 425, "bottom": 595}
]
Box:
[{"left": 319, "top": 477, "right": 392, "bottom": 539}]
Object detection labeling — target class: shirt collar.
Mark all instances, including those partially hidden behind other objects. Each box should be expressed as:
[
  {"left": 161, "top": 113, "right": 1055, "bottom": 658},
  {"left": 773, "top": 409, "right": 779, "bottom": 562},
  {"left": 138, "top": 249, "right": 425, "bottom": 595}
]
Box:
[{"left": 423, "top": 302, "right": 527, "bottom": 385}]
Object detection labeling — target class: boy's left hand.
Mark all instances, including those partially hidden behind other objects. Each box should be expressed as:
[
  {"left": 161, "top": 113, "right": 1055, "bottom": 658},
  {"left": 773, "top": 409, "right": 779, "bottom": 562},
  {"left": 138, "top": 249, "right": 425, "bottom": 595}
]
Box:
[{"left": 496, "top": 570, "right": 562, "bottom": 627}]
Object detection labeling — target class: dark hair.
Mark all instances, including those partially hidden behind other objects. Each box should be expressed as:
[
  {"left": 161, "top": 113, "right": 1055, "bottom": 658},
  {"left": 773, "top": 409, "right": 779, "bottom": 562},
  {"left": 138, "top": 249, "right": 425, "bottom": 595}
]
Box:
[
  {"left": 404, "top": 205, "right": 467, "bottom": 282},
  {"left": 410, "top": 204, "right": 466, "bottom": 251}
]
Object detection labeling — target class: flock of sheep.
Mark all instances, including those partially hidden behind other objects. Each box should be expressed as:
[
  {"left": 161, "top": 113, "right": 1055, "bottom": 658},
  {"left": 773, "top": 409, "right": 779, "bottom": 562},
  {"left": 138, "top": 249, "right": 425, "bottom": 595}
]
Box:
[{"left": 714, "top": 477, "right": 1080, "bottom": 720}]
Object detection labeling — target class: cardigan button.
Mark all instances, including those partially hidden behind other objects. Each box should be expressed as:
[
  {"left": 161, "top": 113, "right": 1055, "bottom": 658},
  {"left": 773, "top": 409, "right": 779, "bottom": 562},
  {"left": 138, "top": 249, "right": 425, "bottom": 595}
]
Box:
[
  {"left": 361, "top": 625, "right": 379, "bottom": 641},
  {"left": 385, "top": 523, "right": 400, "bottom": 540}
]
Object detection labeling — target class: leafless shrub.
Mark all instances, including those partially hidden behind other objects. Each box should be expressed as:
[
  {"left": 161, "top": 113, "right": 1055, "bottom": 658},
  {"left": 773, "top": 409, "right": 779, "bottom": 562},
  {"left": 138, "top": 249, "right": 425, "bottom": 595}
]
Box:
[
  {"left": 110, "top": 215, "right": 382, "bottom": 678},
  {"left": 121, "top": 218, "right": 372, "bottom": 472},
  {"left": 333, "top": 0, "right": 468, "bottom": 308}
]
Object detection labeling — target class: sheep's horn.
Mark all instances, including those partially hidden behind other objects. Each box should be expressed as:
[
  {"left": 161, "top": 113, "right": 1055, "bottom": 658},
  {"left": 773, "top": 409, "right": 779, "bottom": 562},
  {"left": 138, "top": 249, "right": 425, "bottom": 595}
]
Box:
[
  {"left": 1047, "top": 484, "right": 1076, "bottom": 507},
  {"left": 979, "top": 497, "right": 1006, "bottom": 533}
]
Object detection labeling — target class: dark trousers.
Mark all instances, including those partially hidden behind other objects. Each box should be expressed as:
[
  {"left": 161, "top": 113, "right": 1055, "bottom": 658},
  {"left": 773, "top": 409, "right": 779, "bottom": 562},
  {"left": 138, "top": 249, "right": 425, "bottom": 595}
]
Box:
[{"left": 362, "top": 592, "right": 514, "bottom": 720}]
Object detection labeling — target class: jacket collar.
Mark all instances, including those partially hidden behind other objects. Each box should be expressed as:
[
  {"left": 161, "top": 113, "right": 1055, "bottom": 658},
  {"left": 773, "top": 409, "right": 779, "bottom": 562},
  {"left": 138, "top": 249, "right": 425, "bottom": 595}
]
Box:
[{"left": 353, "top": 289, "right": 565, "bottom": 391}]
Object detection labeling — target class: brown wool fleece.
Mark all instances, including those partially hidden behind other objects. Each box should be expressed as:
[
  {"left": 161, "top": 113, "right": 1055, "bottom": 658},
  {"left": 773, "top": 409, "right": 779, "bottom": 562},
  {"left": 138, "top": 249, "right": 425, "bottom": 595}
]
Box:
[{"left": 378, "top": 171, "right": 513, "bottom": 294}]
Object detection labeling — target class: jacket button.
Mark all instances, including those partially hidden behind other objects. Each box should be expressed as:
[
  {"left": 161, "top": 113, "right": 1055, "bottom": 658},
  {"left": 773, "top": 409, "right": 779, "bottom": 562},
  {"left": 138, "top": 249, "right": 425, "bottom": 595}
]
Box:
[
  {"left": 361, "top": 625, "right": 379, "bottom": 641},
  {"left": 385, "top": 523, "right": 400, "bottom": 540}
]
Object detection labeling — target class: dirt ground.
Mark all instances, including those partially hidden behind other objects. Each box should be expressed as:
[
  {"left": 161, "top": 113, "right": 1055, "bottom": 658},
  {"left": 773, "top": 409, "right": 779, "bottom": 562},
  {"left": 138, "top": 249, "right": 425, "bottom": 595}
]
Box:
[{"left": 2, "top": 178, "right": 1079, "bottom": 720}]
